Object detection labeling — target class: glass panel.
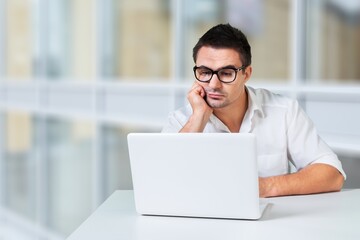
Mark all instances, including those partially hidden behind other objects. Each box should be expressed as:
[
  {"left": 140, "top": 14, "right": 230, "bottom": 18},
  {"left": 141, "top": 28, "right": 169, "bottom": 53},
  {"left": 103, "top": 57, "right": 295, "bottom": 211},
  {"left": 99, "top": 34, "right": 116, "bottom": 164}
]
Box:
[
  {"left": 46, "top": 0, "right": 95, "bottom": 80},
  {"left": 337, "top": 154, "right": 360, "bottom": 189},
  {"left": 102, "top": 125, "right": 161, "bottom": 197},
  {"left": 47, "top": 119, "right": 93, "bottom": 235},
  {"left": 181, "top": 0, "right": 221, "bottom": 81},
  {"left": 305, "top": 0, "right": 360, "bottom": 82},
  {"left": 181, "top": 0, "right": 291, "bottom": 82},
  {"left": 5, "top": 0, "right": 33, "bottom": 80},
  {"left": 0, "top": 2, "right": 4, "bottom": 79},
  {"left": 3, "top": 112, "right": 35, "bottom": 219},
  {"left": 101, "top": 0, "right": 171, "bottom": 79}
]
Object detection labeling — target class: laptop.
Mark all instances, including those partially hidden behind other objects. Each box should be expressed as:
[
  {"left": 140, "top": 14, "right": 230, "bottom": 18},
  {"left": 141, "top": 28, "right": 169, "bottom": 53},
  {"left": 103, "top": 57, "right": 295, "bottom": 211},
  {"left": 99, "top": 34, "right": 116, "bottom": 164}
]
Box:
[{"left": 127, "top": 133, "right": 267, "bottom": 220}]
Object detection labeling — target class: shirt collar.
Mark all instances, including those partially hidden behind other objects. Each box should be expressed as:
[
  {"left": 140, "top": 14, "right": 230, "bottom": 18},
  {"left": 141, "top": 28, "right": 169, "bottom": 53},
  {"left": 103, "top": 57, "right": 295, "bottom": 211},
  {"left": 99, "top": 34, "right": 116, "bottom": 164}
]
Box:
[
  {"left": 207, "top": 86, "right": 265, "bottom": 133},
  {"left": 246, "top": 85, "right": 265, "bottom": 119}
]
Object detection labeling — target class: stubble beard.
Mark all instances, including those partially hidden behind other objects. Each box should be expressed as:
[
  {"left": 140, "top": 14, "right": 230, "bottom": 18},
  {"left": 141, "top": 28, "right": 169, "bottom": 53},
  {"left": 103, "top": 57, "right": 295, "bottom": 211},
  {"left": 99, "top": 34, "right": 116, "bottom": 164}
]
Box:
[
  {"left": 205, "top": 97, "right": 229, "bottom": 108},
  {"left": 204, "top": 88, "right": 229, "bottom": 109}
]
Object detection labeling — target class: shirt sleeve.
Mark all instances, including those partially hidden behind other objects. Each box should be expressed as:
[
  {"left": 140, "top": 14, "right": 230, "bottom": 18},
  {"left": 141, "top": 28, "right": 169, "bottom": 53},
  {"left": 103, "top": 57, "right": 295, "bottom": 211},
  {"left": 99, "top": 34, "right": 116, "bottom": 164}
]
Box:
[
  {"left": 286, "top": 100, "right": 346, "bottom": 179},
  {"left": 161, "top": 111, "right": 184, "bottom": 133}
]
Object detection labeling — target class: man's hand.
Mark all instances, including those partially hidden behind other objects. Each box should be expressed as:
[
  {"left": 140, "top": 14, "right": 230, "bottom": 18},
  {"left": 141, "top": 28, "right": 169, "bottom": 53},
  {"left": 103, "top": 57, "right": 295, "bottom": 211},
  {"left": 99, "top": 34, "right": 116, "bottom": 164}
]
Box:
[
  {"left": 180, "top": 82, "right": 213, "bottom": 132},
  {"left": 187, "top": 82, "right": 212, "bottom": 115}
]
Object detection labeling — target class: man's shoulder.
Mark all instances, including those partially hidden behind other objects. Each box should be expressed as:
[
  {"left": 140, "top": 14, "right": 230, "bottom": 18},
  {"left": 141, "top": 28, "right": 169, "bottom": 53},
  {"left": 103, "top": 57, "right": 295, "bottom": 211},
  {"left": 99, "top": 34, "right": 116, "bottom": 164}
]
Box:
[{"left": 247, "top": 86, "right": 296, "bottom": 108}]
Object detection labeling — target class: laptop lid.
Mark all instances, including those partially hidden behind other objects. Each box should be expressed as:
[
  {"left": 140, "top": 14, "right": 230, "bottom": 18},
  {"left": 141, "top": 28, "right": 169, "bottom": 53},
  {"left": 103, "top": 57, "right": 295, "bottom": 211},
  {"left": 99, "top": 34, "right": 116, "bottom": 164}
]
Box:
[{"left": 127, "top": 133, "right": 263, "bottom": 220}]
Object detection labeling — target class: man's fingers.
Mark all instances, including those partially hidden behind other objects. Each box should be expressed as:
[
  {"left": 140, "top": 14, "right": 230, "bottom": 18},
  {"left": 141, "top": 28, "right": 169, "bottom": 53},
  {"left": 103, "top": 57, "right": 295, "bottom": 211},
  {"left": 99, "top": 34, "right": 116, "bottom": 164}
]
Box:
[
  {"left": 190, "top": 82, "right": 205, "bottom": 95},
  {"left": 190, "top": 81, "right": 200, "bottom": 90}
]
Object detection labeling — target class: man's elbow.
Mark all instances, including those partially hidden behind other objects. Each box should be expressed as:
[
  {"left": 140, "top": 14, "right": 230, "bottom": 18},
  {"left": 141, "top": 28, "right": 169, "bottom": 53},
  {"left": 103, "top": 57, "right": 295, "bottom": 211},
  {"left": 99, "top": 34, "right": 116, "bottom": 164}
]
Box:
[
  {"left": 315, "top": 164, "right": 345, "bottom": 192},
  {"left": 332, "top": 172, "right": 345, "bottom": 192}
]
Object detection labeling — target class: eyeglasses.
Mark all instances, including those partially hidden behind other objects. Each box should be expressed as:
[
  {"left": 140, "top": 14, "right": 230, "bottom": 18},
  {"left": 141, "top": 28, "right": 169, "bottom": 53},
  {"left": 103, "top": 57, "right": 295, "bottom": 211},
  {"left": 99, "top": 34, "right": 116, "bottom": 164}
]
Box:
[{"left": 193, "top": 65, "right": 246, "bottom": 83}]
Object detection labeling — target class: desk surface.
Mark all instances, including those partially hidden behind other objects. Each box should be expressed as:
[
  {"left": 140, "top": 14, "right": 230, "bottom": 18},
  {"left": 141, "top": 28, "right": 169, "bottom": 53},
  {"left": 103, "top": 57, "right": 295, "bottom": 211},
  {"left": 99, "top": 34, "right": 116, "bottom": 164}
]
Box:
[{"left": 67, "top": 190, "right": 360, "bottom": 240}]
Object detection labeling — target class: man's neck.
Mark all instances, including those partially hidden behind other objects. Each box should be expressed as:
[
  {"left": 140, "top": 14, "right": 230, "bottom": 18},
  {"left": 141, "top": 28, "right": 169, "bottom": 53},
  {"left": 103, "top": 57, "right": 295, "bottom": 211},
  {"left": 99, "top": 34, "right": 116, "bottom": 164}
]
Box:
[{"left": 213, "top": 90, "right": 248, "bottom": 133}]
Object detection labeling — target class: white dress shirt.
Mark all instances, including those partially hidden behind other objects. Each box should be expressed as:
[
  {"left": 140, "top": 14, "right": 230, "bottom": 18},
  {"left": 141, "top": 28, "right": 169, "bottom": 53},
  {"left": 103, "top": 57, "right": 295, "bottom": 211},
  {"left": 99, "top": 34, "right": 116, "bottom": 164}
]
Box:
[{"left": 162, "top": 86, "right": 346, "bottom": 178}]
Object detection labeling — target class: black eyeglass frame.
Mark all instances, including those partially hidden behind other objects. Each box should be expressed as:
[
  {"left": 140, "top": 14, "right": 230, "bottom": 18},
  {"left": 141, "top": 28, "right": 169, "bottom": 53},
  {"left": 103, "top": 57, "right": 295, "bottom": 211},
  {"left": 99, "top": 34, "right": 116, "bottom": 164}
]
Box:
[{"left": 193, "top": 65, "right": 247, "bottom": 83}]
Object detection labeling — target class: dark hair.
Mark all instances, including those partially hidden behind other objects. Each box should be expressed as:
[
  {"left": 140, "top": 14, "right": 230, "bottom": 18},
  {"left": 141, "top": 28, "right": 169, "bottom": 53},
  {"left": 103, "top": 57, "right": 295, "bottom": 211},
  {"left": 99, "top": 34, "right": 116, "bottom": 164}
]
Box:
[{"left": 192, "top": 23, "right": 252, "bottom": 67}]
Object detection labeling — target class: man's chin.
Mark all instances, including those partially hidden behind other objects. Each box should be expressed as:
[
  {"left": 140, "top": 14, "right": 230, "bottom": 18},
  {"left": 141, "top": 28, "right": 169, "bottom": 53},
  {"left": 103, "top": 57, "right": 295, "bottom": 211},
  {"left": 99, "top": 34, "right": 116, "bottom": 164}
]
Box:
[{"left": 206, "top": 100, "right": 227, "bottom": 109}]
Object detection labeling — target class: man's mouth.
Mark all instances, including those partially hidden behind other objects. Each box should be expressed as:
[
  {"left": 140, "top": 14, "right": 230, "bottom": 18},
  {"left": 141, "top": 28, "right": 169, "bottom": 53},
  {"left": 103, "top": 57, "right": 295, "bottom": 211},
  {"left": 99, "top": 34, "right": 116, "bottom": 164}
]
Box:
[{"left": 207, "top": 92, "right": 224, "bottom": 99}]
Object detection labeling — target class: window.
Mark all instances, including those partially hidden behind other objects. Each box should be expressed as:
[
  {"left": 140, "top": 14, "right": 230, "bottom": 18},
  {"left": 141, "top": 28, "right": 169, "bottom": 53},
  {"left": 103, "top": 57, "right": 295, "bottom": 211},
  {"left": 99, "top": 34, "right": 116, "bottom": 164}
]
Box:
[
  {"left": 3, "top": 112, "right": 35, "bottom": 219},
  {"left": 102, "top": 125, "right": 161, "bottom": 196},
  {"left": 47, "top": 119, "right": 93, "bottom": 235},
  {"left": 181, "top": 0, "right": 291, "bottom": 81},
  {"left": 101, "top": 0, "right": 171, "bottom": 79},
  {"left": 5, "top": 0, "right": 33, "bottom": 80},
  {"left": 0, "top": 1, "right": 359, "bottom": 239},
  {"left": 304, "top": 0, "right": 360, "bottom": 82},
  {"left": 46, "top": 0, "right": 95, "bottom": 80}
]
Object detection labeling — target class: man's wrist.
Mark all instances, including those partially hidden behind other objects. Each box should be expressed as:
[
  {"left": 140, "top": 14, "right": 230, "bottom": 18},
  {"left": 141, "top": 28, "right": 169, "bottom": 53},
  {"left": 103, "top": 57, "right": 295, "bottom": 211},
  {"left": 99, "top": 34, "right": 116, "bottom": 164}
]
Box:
[
  {"left": 259, "top": 176, "right": 278, "bottom": 198},
  {"left": 189, "top": 112, "right": 210, "bottom": 132}
]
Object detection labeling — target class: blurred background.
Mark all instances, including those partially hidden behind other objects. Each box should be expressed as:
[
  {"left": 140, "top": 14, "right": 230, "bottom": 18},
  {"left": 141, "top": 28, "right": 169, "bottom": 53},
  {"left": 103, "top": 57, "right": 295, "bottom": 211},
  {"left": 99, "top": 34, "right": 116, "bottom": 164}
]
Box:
[{"left": 0, "top": 0, "right": 360, "bottom": 239}]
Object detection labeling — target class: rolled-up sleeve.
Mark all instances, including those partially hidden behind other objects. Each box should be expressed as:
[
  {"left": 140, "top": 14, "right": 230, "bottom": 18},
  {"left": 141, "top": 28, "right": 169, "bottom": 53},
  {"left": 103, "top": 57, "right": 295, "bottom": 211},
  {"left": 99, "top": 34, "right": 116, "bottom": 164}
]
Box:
[{"left": 286, "top": 100, "right": 346, "bottom": 179}]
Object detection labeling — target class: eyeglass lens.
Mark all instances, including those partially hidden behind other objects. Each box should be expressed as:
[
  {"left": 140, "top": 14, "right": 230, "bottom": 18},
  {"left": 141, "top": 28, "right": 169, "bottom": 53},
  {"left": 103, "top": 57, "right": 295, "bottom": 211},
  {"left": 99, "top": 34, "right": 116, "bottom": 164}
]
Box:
[{"left": 195, "top": 67, "right": 237, "bottom": 83}]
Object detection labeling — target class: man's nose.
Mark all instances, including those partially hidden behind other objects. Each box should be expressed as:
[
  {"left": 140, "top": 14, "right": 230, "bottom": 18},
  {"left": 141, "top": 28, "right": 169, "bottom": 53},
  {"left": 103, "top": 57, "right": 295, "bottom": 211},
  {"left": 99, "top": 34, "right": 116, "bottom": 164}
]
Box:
[{"left": 208, "top": 73, "right": 222, "bottom": 89}]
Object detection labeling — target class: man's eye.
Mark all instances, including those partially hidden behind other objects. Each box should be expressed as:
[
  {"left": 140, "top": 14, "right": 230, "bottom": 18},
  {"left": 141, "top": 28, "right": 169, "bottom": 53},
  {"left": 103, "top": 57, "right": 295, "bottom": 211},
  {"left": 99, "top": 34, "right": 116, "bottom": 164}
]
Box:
[
  {"left": 220, "top": 70, "right": 233, "bottom": 76},
  {"left": 199, "top": 70, "right": 212, "bottom": 75}
]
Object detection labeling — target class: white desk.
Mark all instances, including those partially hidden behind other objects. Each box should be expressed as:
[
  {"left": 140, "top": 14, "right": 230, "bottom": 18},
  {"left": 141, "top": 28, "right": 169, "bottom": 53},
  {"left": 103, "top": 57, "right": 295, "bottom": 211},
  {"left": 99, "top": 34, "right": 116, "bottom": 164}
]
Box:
[{"left": 67, "top": 190, "right": 360, "bottom": 240}]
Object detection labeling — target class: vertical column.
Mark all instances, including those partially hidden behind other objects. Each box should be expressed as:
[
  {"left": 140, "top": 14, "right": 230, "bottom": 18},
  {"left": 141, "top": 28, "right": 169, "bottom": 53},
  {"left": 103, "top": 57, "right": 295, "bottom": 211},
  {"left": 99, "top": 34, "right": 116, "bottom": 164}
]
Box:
[
  {"left": 290, "top": 0, "right": 307, "bottom": 111},
  {"left": 290, "top": 0, "right": 306, "bottom": 97},
  {"left": 34, "top": 115, "right": 49, "bottom": 235},
  {"left": 307, "top": 0, "right": 323, "bottom": 81},
  {"left": 34, "top": 0, "right": 49, "bottom": 229},
  {"left": 92, "top": 0, "right": 105, "bottom": 209},
  {"left": 0, "top": 0, "right": 6, "bottom": 205},
  {"left": 0, "top": 0, "right": 5, "bottom": 78},
  {"left": 0, "top": 113, "right": 4, "bottom": 206},
  {"left": 170, "top": 0, "right": 184, "bottom": 110}
]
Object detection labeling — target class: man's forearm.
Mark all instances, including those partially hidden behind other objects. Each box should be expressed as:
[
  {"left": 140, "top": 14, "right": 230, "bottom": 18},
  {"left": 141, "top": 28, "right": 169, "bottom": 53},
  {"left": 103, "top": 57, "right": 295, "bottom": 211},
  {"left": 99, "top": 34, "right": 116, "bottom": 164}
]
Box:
[
  {"left": 259, "top": 163, "right": 344, "bottom": 198},
  {"left": 180, "top": 112, "right": 212, "bottom": 133}
]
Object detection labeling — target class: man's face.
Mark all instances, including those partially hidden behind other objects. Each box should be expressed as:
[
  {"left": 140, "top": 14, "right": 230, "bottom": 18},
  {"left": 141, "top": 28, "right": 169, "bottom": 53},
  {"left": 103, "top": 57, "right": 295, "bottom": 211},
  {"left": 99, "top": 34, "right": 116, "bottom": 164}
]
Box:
[{"left": 195, "top": 46, "right": 251, "bottom": 109}]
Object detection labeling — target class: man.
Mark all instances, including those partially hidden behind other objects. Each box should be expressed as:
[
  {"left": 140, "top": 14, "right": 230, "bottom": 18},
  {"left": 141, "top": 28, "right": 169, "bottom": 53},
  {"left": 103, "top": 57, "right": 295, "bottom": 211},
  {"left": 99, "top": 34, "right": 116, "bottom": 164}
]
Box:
[{"left": 162, "top": 23, "right": 346, "bottom": 198}]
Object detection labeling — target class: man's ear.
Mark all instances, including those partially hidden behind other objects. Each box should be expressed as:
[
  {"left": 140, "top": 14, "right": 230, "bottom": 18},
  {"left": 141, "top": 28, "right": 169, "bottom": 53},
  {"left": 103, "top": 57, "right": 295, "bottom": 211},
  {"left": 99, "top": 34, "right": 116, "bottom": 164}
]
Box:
[{"left": 243, "top": 65, "right": 252, "bottom": 83}]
